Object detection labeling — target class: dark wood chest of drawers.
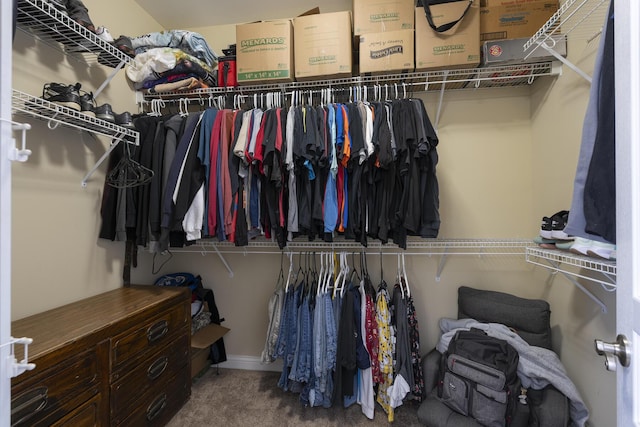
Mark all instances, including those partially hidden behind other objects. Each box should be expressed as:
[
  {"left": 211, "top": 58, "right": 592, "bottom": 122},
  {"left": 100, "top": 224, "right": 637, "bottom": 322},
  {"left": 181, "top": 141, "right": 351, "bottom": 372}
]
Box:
[{"left": 11, "top": 286, "right": 191, "bottom": 427}]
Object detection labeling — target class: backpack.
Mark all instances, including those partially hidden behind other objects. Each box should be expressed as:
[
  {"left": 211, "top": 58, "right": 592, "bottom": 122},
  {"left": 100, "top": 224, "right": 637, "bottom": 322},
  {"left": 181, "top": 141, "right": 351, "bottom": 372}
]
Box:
[
  {"left": 154, "top": 272, "right": 201, "bottom": 291},
  {"left": 437, "top": 328, "right": 522, "bottom": 427}
]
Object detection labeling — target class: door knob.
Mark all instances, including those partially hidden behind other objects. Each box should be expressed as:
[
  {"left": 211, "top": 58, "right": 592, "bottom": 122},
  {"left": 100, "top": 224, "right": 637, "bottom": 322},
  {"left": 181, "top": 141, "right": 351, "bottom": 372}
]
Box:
[{"left": 594, "top": 334, "right": 631, "bottom": 371}]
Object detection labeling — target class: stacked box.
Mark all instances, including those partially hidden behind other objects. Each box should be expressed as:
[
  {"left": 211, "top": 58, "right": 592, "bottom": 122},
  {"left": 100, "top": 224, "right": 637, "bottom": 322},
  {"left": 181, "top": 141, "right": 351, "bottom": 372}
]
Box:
[
  {"left": 353, "top": 0, "right": 415, "bottom": 36},
  {"left": 294, "top": 11, "right": 353, "bottom": 80},
  {"left": 236, "top": 19, "right": 294, "bottom": 84},
  {"left": 415, "top": 1, "right": 481, "bottom": 71},
  {"left": 480, "top": 0, "right": 559, "bottom": 42},
  {"left": 359, "top": 29, "right": 414, "bottom": 74}
]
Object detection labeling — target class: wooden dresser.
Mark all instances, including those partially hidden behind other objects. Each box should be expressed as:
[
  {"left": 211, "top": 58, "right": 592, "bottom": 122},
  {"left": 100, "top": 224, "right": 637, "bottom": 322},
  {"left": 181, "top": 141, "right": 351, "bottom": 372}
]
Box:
[{"left": 10, "top": 286, "right": 192, "bottom": 427}]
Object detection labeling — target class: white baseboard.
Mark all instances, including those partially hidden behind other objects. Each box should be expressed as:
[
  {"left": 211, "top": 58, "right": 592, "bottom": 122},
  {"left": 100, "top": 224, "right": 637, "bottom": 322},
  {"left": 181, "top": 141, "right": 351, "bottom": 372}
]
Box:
[{"left": 214, "top": 354, "right": 283, "bottom": 372}]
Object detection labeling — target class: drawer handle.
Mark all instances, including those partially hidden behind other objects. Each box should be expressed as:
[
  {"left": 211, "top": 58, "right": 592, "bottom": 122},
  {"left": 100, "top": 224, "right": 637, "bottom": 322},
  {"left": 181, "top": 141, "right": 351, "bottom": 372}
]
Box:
[
  {"left": 147, "top": 320, "right": 169, "bottom": 343},
  {"left": 146, "top": 393, "right": 167, "bottom": 422},
  {"left": 11, "top": 386, "right": 48, "bottom": 426},
  {"left": 147, "top": 356, "right": 169, "bottom": 380}
]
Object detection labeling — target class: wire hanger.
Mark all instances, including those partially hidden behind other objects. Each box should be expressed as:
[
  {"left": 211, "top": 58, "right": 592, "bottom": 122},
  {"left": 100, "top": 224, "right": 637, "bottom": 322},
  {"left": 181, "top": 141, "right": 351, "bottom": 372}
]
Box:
[{"left": 105, "top": 142, "right": 154, "bottom": 188}]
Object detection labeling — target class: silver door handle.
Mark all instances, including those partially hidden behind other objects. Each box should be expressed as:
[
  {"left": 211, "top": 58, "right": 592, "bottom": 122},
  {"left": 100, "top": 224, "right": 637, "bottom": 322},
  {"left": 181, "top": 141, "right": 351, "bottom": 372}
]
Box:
[{"left": 594, "top": 334, "right": 631, "bottom": 371}]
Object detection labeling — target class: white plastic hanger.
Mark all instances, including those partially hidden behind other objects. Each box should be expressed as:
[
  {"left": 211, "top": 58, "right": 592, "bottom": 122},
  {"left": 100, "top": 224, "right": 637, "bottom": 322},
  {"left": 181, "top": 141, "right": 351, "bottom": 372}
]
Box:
[
  {"left": 285, "top": 251, "right": 294, "bottom": 292},
  {"left": 397, "top": 254, "right": 405, "bottom": 299},
  {"left": 317, "top": 252, "right": 325, "bottom": 296},
  {"left": 402, "top": 252, "right": 410, "bottom": 298}
]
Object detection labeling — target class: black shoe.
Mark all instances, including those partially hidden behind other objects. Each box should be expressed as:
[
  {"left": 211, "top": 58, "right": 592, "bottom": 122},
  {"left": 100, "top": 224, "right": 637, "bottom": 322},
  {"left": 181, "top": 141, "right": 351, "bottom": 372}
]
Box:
[
  {"left": 96, "top": 103, "right": 115, "bottom": 122},
  {"left": 42, "top": 82, "right": 81, "bottom": 111},
  {"left": 115, "top": 111, "right": 134, "bottom": 129},
  {"left": 79, "top": 91, "right": 96, "bottom": 118}
]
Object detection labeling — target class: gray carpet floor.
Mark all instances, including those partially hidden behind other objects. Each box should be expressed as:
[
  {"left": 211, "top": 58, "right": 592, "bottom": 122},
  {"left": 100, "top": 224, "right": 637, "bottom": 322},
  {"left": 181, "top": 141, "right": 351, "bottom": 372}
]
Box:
[{"left": 167, "top": 368, "right": 424, "bottom": 426}]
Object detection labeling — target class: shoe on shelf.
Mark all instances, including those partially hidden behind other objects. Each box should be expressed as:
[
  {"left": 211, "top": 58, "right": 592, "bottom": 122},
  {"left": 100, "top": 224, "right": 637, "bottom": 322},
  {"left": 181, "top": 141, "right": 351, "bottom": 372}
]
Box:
[
  {"left": 569, "top": 237, "right": 592, "bottom": 256},
  {"left": 96, "top": 103, "right": 115, "bottom": 122},
  {"left": 570, "top": 237, "right": 616, "bottom": 260},
  {"left": 42, "top": 82, "right": 81, "bottom": 111},
  {"left": 539, "top": 215, "right": 554, "bottom": 239},
  {"left": 548, "top": 210, "right": 573, "bottom": 240},
  {"left": 95, "top": 26, "right": 114, "bottom": 43},
  {"left": 115, "top": 111, "right": 135, "bottom": 129},
  {"left": 555, "top": 240, "right": 574, "bottom": 251},
  {"left": 79, "top": 91, "right": 96, "bottom": 118},
  {"left": 587, "top": 240, "right": 617, "bottom": 260}
]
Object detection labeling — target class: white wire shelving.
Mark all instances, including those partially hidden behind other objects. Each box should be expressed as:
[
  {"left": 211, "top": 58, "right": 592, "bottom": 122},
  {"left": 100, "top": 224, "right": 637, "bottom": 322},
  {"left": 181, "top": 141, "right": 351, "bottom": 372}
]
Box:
[
  {"left": 13, "top": 0, "right": 140, "bottom": 186},
  {"left": 139, "top": 62, "right": 562, "bottom": 104},
  {"left": 526, "top": 246, "right": 616, "bottom": 313},
  {"left": 523, "top": 0, "right": 611, "bottom": 82},
  {"left": 15, "top": 0, "right": 132, "bottom": 71},
  {"left": 11, "top": 89, "right": 138, "bottom": 144},
  {"left": 11, "top": 89, "right": 139, "bottom": 186},
  {"left": 162, "top": 238, "right": 536, "bottom": 282}
]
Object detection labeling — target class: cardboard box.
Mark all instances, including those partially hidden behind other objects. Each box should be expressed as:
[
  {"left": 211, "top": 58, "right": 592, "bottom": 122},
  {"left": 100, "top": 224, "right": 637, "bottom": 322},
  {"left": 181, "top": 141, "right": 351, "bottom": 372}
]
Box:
[
  {"left": 482, "top": 34, "right": 566, "bottom": 66},
  {"left": 191, "top": 323, "right": 230, "bottom": 379},
  {"left": 480, "top": 0, "right": 559, "bottom": 42},
  {"left": 359, "top": 29, "right": 414, "bottom": 74},
  {"left": 353, "top": 0, "right": 415, "bottom": 36},
  {"left": 415, "top": 2, "right": 481, "bottom": 71},
  {"left": 294, "top": 11, "right": 353, "bottom": 80},
  {"left": 236, "top": 19, "right": 294, "bottom": 84}
]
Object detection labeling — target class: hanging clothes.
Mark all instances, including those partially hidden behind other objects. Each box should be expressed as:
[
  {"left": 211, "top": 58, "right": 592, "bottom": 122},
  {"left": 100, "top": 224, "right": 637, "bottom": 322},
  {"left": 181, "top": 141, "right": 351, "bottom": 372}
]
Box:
[{"left": 376, "top": 280, "right": 395, "bottom": 422}]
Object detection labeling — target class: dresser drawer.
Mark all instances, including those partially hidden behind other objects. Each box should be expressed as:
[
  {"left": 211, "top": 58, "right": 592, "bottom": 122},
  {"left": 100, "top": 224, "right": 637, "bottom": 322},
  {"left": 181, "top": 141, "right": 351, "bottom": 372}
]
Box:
[
  {"left": 111, "top": 334, "right": 189, "bottom": 415},
  {"left": 112, "top": 368, "right": 190, "bottom": 427},
  {"left": 11, "top": 349, "right": 99, "bottom": 426},
  {"left": 111, "top": 303, "right": 189, "bottom": 372},
  {"left": 50, "top": 394, "right": 102, "bottom": 427}
]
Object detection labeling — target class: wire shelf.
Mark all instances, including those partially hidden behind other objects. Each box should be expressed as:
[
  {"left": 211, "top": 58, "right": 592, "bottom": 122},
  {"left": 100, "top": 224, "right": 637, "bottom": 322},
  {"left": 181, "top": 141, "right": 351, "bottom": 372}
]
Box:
[
  {"left": 169, "top": 238, "right": 536, "bottom": 255},
  {"left": 15, "top": 0, "right": 132, "bottom": 68},
  {"left": 526, "top": 246, "right": 616, "bottom": 276},
  {"left": 12, "top": 89, "right": 139, "bottom": 145},
  {"left": 524, "top": 0, "right": 610, "bottom": 54},
  {"left": 139, "top": 62, "right": 561, "bottom": 103}
]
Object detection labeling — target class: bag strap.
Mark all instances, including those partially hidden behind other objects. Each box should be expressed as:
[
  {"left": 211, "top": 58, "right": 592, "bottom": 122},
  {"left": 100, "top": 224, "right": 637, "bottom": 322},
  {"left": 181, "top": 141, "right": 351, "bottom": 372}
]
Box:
[{"left": 418, "top": 0, "right": 474, "bottom": 33}]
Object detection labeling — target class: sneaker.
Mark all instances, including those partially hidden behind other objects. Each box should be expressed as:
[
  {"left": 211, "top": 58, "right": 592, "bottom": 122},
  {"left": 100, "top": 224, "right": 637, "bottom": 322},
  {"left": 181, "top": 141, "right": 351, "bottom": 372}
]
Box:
[
  {"left": 550, "top": 210, "right": 573, "bottom": 240},
  {"left": 569, "top": 237, "right": 592, "bottom": 256},
  {"left": 114, "top": 111, "right": 134, "bottom": 129},
  {"left": 79, "top": 91, "right": 96, "bottom": 118},
  {"left": 539, "top": 216, "right": 554, "bottom": 239},
  {"left": 587, "top": 240, "right": 616, "bottom": 260},
  {"left": 95, "top": 26, "right": 114, "bottom": 43},
  {"left": 96, "top": 103, "right": 115, "bottom": 122},
  {"left": 42, "top": 82, "right": 81, "bottom": 111}
]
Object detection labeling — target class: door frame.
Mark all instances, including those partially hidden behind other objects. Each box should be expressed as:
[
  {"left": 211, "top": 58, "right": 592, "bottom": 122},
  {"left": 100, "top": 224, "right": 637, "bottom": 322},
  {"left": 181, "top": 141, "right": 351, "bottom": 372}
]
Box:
[{"left": 615, "top": 0, "right": 640, "bottom": 425}]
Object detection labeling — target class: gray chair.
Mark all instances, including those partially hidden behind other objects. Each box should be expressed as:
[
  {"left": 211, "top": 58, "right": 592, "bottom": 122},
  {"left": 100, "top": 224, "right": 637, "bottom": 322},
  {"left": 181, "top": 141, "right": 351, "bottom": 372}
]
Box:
[{"left": 417, "top": 286, "right": 570, "bottom": 427}]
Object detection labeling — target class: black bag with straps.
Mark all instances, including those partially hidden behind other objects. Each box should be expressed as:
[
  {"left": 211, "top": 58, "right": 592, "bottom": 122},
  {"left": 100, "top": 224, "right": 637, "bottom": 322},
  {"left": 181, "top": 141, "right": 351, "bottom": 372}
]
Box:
[
  {"left": 417, "top": 0, "right": 474, "bottom": 33},
  {"left": 437, "top": 327, "right": 524, "bottom": 427}
]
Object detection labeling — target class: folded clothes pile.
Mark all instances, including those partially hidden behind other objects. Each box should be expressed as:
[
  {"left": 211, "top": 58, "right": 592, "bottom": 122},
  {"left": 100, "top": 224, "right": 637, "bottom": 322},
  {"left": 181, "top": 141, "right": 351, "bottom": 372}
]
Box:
[{"left": 117, "top": 30, "right": 218, "bottom": 93}]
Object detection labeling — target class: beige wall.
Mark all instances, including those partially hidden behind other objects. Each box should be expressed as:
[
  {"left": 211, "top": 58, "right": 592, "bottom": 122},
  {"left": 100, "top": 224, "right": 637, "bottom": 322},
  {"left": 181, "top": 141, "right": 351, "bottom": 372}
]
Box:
[{"left": 10, "top": 2, "right": 615, "bottom": 426}]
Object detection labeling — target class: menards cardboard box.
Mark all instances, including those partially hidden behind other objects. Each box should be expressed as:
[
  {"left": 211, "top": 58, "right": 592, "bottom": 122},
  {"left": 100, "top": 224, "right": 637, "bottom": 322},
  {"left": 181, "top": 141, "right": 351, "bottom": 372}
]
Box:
[
  {"left": 236, "top": 19, "right": 294, "bottom": 84},
  {"left": 480, "top": 0, "right": 559, "bottom": 42},
  {"left": 359, "top": 29, "right": 414, "bottom": 74},
  {"left": 294, "top": 11, "right": 353, "bottom": 80},
  {"left": 353, "top": 0, "right": 415, "bottom": 36},
  {"left": 415, "top": 1, "right": 480, "bottom": 71}
]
